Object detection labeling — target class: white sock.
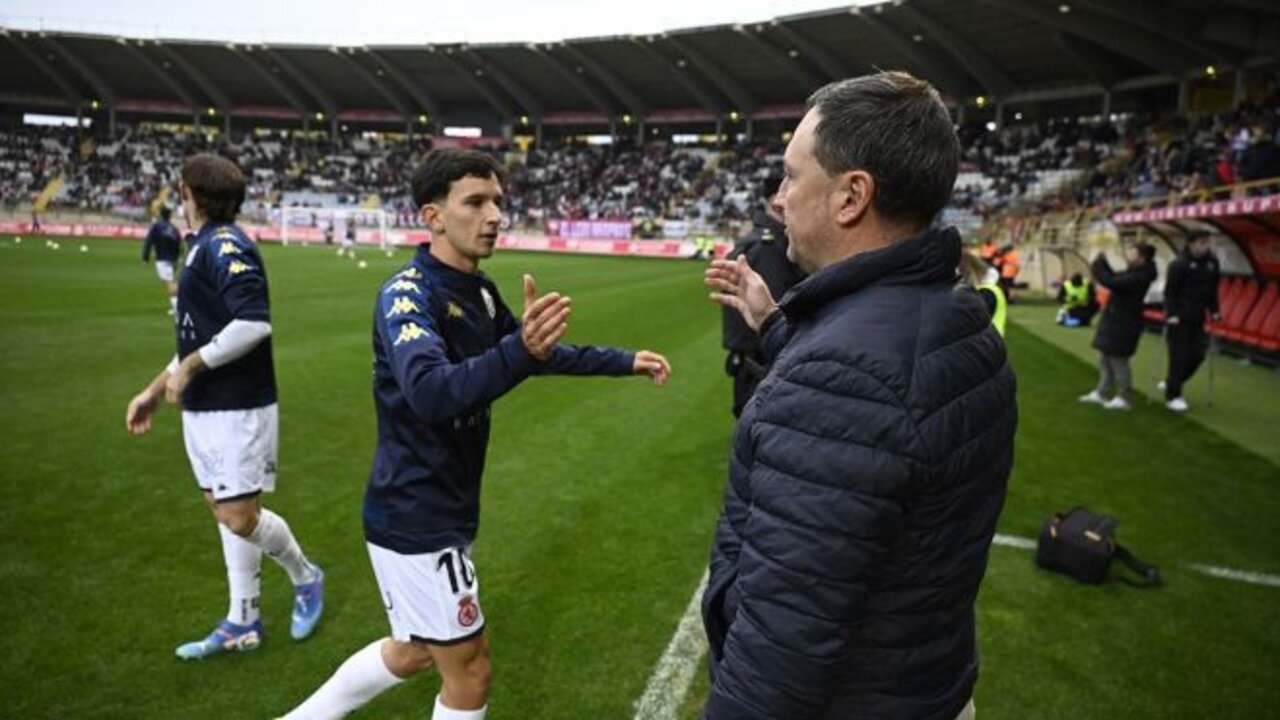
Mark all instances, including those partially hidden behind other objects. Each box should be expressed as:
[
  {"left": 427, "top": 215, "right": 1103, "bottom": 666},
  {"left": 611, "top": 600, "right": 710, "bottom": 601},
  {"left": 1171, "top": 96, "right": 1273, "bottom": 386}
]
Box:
[
  {"left": 433, "top": 695, "right": 487, "bottom": 720},
  {"left": 168, "top": 296, "right": 177, "bottom": 312},
  {"left": 248, "top": 508, "right": 316, "bottom": 585},
  {"left": 219, "top": 524, "right": 262, "bottom": 626},
  {"left": 283, "top": 639, "right": 403, "bottom": 720}
]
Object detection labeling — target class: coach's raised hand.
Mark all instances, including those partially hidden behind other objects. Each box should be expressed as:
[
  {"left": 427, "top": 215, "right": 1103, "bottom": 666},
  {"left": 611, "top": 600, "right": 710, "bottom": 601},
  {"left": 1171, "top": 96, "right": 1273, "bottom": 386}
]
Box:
[
  {"left": 632, "top": 350, "right": 671, "bottom": 386},
  {"left": 521, "top": 273, "right": 571, "bottom": 361}
]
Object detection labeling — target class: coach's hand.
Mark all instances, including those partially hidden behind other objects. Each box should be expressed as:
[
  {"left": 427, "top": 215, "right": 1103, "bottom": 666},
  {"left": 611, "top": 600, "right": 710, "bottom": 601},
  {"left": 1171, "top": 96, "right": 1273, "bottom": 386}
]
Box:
[
  {"left": 705, "top": 255, "right": 778, "bottom": 332},
  {"left": 633, "top": 351, "right": 671, "bottom": 386},
  {"left": 126, "top": 389, "right": 160, "bottom": 435},
  {"left": 521, "top": 274, "right": 571, "bottom": 362}
]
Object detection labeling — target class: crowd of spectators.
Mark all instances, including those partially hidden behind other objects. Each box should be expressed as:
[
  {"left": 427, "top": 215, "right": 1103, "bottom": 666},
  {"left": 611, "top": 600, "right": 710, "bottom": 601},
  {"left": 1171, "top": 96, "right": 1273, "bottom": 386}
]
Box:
[{"left": 3, "top": 101, "right": 1277, "bottom": 233}]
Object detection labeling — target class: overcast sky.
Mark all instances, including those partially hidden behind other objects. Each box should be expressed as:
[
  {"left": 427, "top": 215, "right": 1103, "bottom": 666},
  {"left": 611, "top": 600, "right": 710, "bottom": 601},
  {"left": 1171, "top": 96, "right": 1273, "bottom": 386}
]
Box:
[{"left": 1, "top": 1, "right": 866, "bottom": 45}]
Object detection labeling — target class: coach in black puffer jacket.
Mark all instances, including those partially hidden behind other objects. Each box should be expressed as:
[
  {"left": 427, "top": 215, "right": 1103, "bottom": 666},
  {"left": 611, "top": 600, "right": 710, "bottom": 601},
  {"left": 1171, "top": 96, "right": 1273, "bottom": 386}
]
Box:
[{"left": 703, "top": 73, "right": 1017, "bottom": 720}]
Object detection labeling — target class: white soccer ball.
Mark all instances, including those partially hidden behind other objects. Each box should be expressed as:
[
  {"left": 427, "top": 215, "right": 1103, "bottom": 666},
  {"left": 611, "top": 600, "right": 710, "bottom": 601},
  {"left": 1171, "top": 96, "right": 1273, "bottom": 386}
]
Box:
[
  {"left": 358, "top": 260, "right": 368, "bottom": 269},
  {"left": 384, "top": 250, "right": 394, "bottom": 258},
  {"left": 80, "top": 244, "right": 89, "bottom": 252},
  {"left": 51, "top": 242, "right": 60, "bottom": 250},
  {"left": 13, "top": 236, "right": 20, "bottom": 244}
]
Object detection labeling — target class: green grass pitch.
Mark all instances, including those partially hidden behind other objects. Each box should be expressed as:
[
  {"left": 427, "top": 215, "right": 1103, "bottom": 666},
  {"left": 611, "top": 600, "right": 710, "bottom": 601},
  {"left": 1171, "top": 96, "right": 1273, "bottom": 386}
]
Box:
[{"left": 1, "top": 235, "right": 1277, "bottom": 719}]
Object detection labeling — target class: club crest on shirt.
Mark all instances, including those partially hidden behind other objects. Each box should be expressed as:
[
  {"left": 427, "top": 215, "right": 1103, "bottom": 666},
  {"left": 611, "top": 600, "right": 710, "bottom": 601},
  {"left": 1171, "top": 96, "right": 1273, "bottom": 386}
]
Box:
[
  {"left": 457, "top": 594, "right": 479, "bottom": 628},
  {"left": 446, "top": 301, "right": 465, "bottom": 319},
  {"left": 480, "top": 287, "right": 496, "bottom": 319},
  {"left": 228, "top": 260, "right": 252, "bottom": 275},
  {"left": 394, "top": 322, "right": 430, "bottom": 345}
]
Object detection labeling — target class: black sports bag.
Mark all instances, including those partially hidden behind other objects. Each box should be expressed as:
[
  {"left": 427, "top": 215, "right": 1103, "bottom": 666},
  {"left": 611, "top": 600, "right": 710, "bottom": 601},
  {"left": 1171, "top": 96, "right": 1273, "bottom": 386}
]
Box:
[{"left": 1035, "top": 507, "right": 1161, "bottom": 586}]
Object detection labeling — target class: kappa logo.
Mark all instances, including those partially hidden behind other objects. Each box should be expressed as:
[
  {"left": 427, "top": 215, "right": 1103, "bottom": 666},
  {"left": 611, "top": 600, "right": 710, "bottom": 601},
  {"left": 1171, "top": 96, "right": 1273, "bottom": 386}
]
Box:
[
  {"left": 457, "top": 594, "right": 479, "bottom": 628},
  {"left": 227, "top": 260, "right": 253, "bottom": 275},
  {"left": 218, "top": 241, "right": 240, "bottom": 256},
  {"left": 446, "top": 301, "right": 465, "bottom": 319},
  {"left": 394, "top": 322, "right": 430, "bottom": 345},
  {"left": 387, "top": 279, "right": 420, "bottom": 293},
  {"left": 398, "top": 267, "right": 422, "bottom": 280},
  {"left": 386, "top": 297, "right": 421, "bottom": 318}
]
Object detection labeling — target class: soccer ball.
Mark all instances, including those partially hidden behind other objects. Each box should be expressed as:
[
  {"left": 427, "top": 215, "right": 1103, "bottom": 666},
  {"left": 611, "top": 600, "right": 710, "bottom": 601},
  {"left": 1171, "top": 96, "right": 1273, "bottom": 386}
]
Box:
[
  {"left": 357, "top": 261, "right": 368, "bottom": 269},
  {"left": 80, "top": 244, "right": 89, "bottom": 252},
  {"left": 13, "top": 236, "right": 20, "bottom": 244},
  {"left": 384, "top": 250, "right": 394, "bottom": 258},
  {"left": 51, "top": 242, "right": 60, "bottom": 250}
]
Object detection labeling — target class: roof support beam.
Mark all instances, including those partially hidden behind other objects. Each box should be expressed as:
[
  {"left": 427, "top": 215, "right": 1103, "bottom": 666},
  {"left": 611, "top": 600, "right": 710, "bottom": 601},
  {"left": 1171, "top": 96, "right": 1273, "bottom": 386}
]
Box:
[
  {"left": 261, "top": 48, "right": 337, "bottom": 115},
  {"left": 1052, "top": 31, "right": 1121, "bottom": 89},
  {"left": 985, "top": 0, "right": 1194, "bottom": 78},
  {"left": 529, "top": 46, "right": 616, "bottom": 116},
  {"left": 5, "top": 35, "right": 81, "bottom": 108},
  {"left": 332, "top": 49, "right": 410, "bottom": 119},
  {"left": 662, "top": 35, "right": 756, "bottom": 112},
  {"left": 117, "top": 41, "right": 200, "bottom": 111},
  {"left": 895, "top": 4, "right": 1019, "bottom": 98},
  {"left": 230, "top": 48, "right": 308, "bottom": 116},
  {"left": 628, "top": 39, "right": 723, "bottom": 114},
  {"left": 733, "top": 26, "right": 824, "bottom": 92},
  {"left": 460, "top": 48, "right": 543, "bottom": 118},
  {"left": 436, "top": 50, "right": 516, "bottom": 119},
  {"left": 365, "top": 49, "right": 443, "bottom": 120},
  {"left": 557, "top": 44, "right": 647, "bottom": 117},
  {"left": 770, "top": 22, "right": 851, "bottom": 82},
  {"left": 40, "top": 36, "right": 114, "bottom": 104},
  {"left": 851, "top": 13, "right": 981, "bottom": 99},
  {"left": 1075, "top": 0, "right": 1246, "bottom": 67},
  {"left": 158, "top": 44, "right": 233, "bottom": 113}
]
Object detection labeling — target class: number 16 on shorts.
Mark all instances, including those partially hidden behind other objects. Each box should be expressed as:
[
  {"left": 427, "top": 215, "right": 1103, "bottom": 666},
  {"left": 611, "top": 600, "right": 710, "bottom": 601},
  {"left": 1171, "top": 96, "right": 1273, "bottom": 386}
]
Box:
[{"left": 367, "top": 543, "right": 485, "bottom": 644}]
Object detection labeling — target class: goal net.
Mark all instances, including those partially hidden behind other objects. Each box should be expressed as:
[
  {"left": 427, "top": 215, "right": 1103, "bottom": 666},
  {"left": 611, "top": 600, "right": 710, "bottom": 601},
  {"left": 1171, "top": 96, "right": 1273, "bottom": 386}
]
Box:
[{"left": 279, "top": 206, "right": 390, "bottom": 250}]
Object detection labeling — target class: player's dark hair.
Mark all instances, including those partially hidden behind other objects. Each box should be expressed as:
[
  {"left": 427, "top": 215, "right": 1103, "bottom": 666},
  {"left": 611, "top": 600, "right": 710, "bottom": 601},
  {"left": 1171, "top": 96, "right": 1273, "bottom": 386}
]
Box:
[
  {"left": 1136, "top": 243, "right": 1156, "bottom": 263},
  {"left": 181, "top": 153, "right": 245, "bottom": 223},
  {"left": 410, "top": 149, "right": 506, "bottom": 208},
  {"left": 805, "top": 71, "right": 959, "bottom": 229},
  {"left": 159, "top": 205, "right": 172, "bottom": 221}
]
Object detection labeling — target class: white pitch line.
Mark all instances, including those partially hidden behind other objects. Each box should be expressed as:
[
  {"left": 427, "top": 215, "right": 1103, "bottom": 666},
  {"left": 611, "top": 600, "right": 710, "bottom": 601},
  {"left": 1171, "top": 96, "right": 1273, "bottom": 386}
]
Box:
[
  {"left": 992, "top": 533, "right": 1038, "bottom": 550},
  {"left": 633, "top": 569, "right": 709, "bottom": 720},
  {"left": 1188, "top": 563, "right": 1280, "bottom": 588}
]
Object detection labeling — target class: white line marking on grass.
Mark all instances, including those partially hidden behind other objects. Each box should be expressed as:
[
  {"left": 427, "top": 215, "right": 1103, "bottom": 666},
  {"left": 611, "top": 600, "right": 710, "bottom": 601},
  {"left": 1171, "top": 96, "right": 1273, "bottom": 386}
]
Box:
[
  {"left": 992, "top": 533, "right": 1038, "bottom": 550},
  {"left": 1188, "top": 564, "right": 1280, "bottom": 588},
  {"left": 633, "top": 569, "right": 709, "bottom": 720}
]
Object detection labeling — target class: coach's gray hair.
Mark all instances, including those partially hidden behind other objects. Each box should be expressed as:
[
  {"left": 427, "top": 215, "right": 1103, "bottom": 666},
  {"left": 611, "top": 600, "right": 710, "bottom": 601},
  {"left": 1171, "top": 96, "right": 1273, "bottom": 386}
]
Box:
[{"left": 806, "top": 71, "right": 959, "bottom": 228}]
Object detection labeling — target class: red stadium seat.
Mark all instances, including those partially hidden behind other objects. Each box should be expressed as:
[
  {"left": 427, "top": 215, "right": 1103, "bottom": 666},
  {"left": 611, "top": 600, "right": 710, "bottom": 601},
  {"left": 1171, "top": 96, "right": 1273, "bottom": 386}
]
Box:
[
  {"left": 1211, "top": 278, "right": 1258, "bottom": 339},
  {"left": 1231, "top": 282, "right": 1276, "bottom": 343},
  {"left": 1245, "top": 289, "right": 1280, "bottom": 351}
]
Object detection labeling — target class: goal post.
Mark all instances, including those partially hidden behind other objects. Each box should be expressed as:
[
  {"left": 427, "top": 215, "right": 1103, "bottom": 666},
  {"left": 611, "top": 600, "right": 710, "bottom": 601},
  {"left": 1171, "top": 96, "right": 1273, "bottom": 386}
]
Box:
[{"left": 279, "top": 206, "right": 390, "bottom": 250}]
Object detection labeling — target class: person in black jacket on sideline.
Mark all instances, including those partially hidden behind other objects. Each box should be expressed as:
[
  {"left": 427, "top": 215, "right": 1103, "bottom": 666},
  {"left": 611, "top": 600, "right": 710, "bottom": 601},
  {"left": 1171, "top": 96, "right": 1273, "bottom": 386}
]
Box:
[
  {"left": 1162, "top": 232, "right": 1220, "bottom": 412},
  {"left": 1079, "top": 243, "right": 1157, "bottom": 411},
  {"left": 720, "top": 174, "right": 804, "bottom": 417},
  {"left": 703, "top": 71, "right": 1016, "bottom": 720}
]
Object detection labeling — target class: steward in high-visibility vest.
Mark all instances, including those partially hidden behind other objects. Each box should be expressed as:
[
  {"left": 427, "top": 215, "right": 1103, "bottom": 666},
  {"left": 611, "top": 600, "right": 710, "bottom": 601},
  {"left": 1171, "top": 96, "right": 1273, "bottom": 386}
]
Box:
[
  {"left": 1056, "top": 272, "right": 1097, "bottom": 327},
  {"left": 977, "top": 282, "right": 1007, "bottom": 336}
]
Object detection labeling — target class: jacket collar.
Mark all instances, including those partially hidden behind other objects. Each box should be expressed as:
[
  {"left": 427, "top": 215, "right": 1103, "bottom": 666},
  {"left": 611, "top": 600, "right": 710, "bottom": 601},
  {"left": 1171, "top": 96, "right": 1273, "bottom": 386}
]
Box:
[{"left": 779, "top": 226, "right": 961, "bottom": 318}]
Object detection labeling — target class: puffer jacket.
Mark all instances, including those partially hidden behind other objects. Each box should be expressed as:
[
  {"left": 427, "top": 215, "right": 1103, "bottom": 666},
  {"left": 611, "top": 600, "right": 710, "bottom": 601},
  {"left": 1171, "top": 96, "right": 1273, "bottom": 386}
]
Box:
[
  {"left": 702, "top": 227, "right": 1017, "bottom": 720},
  {"left": 1090, "top": 256, "right": 1157, "bottom": 358}
]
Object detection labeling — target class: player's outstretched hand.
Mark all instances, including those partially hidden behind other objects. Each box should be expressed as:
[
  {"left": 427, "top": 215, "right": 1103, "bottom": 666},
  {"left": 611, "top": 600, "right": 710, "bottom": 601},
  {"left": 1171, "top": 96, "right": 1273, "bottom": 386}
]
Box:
[
  {"left": 705, "top": 255, "right": 778, "bottom": 332},
  {"left": 126, "top": 390, "right": 159, "bottom": 435},
  {"left": 521, "top": 273, "right": 571, "bottom": 362},
  {"left": 633, "top": 350, "right": 671, "bottom": 386}
]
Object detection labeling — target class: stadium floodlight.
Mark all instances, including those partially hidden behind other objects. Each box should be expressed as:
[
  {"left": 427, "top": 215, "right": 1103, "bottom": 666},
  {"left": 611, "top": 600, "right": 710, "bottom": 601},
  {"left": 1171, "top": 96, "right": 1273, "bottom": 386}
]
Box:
[
  {"left": 622, "top": 114, "right": 633, "bottom": 125},
  {"left": 315, "top": 112, "right": 325, "bottom": 121},
  {"left": 90, "top": 100, "right": 100, "bottom": 110},
  {"left": 1206, "top": 65, "right": 1217, "bottom": 77},
  {"left": 913, "top": 34, "right": 924, "bottom": 42},
  {"left": 519, "top": 115, "right": 530, "bottom": 126},
  {"left": 1058, "top": 3, "right": 1071, "bottom": 13},
  {"left": 206, "top": 107, "right": 217, "bottom": 117},
  {"left": 729, "top": 111, "right": 741, "bottom": 122},
  {"left": 975, "top": 95, "right": 988, "bottom": 108},
  {"left": 788, "top": 48, "right": 800, "bottom": 58},
  {"left": 417, "top": 114, "right": 429, "bottom": 124}
]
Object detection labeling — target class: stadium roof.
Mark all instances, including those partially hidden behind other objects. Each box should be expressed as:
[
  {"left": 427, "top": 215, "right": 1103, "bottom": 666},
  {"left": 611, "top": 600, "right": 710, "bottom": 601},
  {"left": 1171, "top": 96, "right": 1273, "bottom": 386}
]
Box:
[{"left": 1, "top": 0, "right": 1277, "bottom": 128}]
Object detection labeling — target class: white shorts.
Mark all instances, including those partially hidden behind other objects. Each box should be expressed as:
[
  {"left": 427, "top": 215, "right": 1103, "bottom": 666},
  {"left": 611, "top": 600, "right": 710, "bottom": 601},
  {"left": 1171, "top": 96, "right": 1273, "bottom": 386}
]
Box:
[
  {"left": 182, "top": 404, "right": 279, "bottom": 501},
  {"left": 155, "top": 260, "right": 175, "bottom": 282},
  {"left": 367, "top": 542, "right": 486, "bottom": 645}
]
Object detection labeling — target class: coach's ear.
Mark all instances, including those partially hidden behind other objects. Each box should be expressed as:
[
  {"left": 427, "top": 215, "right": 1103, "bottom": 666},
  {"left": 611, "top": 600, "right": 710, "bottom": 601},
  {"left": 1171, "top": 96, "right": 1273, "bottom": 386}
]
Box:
[{"left": 420, "top": 203, "right": 445, "bottom": 234}]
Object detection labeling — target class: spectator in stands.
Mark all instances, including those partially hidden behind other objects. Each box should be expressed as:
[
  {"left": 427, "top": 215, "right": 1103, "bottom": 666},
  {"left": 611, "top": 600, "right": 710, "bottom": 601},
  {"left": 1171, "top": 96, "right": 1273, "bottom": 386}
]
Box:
[
  {"left": 720, "top": 173, "right": 804, "bottom": 417},
  {"left": 1162, "top": 232, "right": 1221, "bottom": 412},
  {"left": 1080, "top": 243, "right": 1157, "bottom": 411},
  {"left": 702, "top": 71, "right": 1014, "bottom": 720},
  {"left": 1056, "top": 272, "right": 1097, "bottom": 327}
]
